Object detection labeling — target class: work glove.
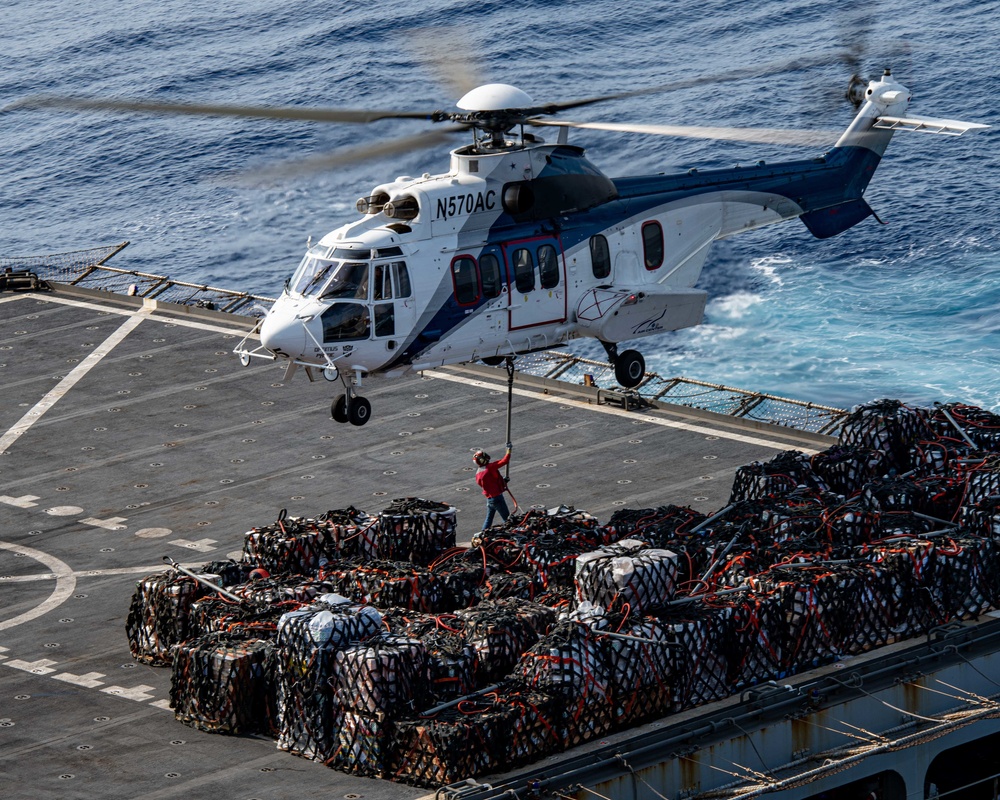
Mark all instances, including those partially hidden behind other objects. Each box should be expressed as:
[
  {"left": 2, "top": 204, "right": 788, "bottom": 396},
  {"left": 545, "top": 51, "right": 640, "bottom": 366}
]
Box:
[{"left": 505, "top": 442, "right": 513, "bottom": 452}]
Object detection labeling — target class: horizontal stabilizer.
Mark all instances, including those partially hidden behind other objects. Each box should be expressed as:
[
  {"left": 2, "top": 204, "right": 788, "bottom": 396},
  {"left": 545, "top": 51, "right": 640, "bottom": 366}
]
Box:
[
  {"left": 874, "top": 114, "right": 991, "bottom": 136},
  {"left": 800, "top": 198, "right": 875, "bottom": 239}
]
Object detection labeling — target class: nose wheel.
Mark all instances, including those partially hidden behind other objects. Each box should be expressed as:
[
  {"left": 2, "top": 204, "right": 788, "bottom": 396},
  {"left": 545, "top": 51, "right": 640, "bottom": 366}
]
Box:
[{"left": 331, "top": 390, "right": 371, "bottom": 426}]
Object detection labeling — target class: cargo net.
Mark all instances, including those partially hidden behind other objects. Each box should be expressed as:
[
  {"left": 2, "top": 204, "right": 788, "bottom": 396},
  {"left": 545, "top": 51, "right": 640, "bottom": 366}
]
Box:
[
  {"left": 320, "top": 559, "right": 447, "bottom": 612},
  {"left": 274, "top": 600, "right": 384, "bottom": 762},
  {"left": 392, "top": 689, "right": 520, "bottom": 787},
  {"left": 606, "top": 504, "right": 707, "bottom": 547},
  {"left": 746, "top": 562, "right": 895, "bottom": 669},
  {"left": 127, "top": 569, "right": 211, "bottom": 665},
  {"left": 369, "top": 498, "right": 457, "bottom": 566},
  {"left": 170, "top": 632, "right": 276, "bottom": 735},
  {"left": 839, "top": 398, "right": 937, "bottom": 472},
  {"left": 513, "top": 620, "right": 615, "bottom": 747},
  {"left": 574, "top": 539, "right": 680, "bottom": 615},
  {"left": 730, "top": 450, "right": 829, "bottom": 502},
  {"left": 457, "top": 599, "right": 557, "bottom": 683}
]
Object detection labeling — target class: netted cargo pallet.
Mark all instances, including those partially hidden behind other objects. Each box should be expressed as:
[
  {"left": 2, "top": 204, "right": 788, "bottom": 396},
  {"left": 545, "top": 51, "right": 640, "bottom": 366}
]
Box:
[
  {"left": 839, "top": 399, "right": 936, "bottom": 472},
  {"left": 963, "top": 461, "right": 1000, "bottom": 507},
  {"left": 232, "top": 574, "right": 336, "bottom": 605},
  {"left": 458, "top": 599, "right": 557, "bottom": 684},
  {"left": 961, "top": 497, "right": 1000, "bottom": 537},
  {"left": 391, "top": 695, "right": 516, "bottom": 787},
  {"left": 730, "top": 450, "right": 828, "bottom": 503},
  {"left": 513, "top": 620, "right": 614, "bottom": 746},
  {"left": 126, "top": 569, "right": 210, "bottom": 665},
  {"left": 170, "top": 632, "right": 276, "bottom": 735},
  {"left": 320, "top": 506, "right": 377, "bottom": 561},
  {"left": 369, "top": 498, "right": 457, "bottom": 566},
  {"left": 322, "top": 559, "right": 447, "bottom": 612},
  {"left": 575, "top": 539, "right": 680, "bottom": 615},
  {"left": 331, "top": 634, "right": 430, "bottom": 717},
  {"left": 482, "top": 572, "right": 538, "bottom": 601},
  {"left": 328, "top": 710, "right": 395, "bottom": 778},
  {"left": 606, "top": 505, "right": 707, "bottom": 546},
  {"left": 600, "top": 616, "right": 673, "bottom": 727},
  {"left": 495, "top": 684, "right": 565, "bottom": 767},
  {"left": 656, "top": 602, "right": 735, "bottom": 711},
  {"left": 523, "top": 535, "right": 595, "bottom": 590},
  {"left": 747, "top": 562, "right": 894, "bottom": 669},
  {"left": 243, "top": 510, "right": 327, "bottom": 575},
  {"left": 188, "top": 595, "right": 300, "bottom": 640},
  {"left": 429, "top": 547, "right": 495, "bottom": 610},
  {"left": 729, "top": 592, "right": 785, "bottom": 688},
  {"left": 275, "top": 600, "right": 383, "bottom": 761},
  {"left": 823, "top": 503, "right": 879, "bottom": 549},
  {"left": 809, "top": 445, "right": 890, "bottom": 496}
]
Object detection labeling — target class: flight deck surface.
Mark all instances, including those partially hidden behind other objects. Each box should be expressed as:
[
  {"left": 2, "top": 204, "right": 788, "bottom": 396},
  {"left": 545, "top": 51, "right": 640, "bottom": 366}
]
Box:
[{"left": 0, "top": 286, "right": 833, "bottom": 800}]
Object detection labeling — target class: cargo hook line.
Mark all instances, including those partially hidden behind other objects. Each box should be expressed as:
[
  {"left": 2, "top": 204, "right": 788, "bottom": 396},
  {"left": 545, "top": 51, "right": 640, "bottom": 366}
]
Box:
[{"left": 503, "top": 356, "right": 519, "bottom": 513}]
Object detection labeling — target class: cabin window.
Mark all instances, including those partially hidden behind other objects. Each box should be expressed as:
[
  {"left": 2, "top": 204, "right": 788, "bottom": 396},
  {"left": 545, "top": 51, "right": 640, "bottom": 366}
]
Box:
[
  {"left": 513, "top": 248, "right": 535, "bottom": 293},
  {"left": 642, "top": 221, "right": 664, "bottom": 270},
  {"left": 590, "top": 234, "right": 611, "bottom": 279},
  {"left": 538, "top": 244, "right": 560, "bottom": 289},
  {"left": 480, "top": 253, "right": 502, "bottom": 298},
  {"left": 451, "top": 256, "right": 480, "bottom": 306},
  {"left": 321, "top": 303, "right": 371, "bottom": 342},
  {"left": 374, "top": 303, "right": 395, "bottom": 337},
  {"left": 393, "top": 262, "right": 412, "bottom": 298}
]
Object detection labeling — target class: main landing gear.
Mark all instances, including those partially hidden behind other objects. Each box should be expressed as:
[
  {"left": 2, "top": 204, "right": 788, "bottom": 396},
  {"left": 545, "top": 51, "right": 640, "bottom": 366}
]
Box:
[
  {"left": 601, "top": 341, "right": 646, "bottom": 389},
  {"left": 331, "top": 371, "right": 371, "bottom": 426}
]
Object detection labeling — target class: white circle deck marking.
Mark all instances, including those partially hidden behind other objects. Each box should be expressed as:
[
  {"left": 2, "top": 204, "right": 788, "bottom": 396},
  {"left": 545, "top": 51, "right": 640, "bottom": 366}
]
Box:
[
  {"left": 0, "top": 542, "right": 76, "bottom": 631},
  {"left": 46, "top": 506, "right": 85, "bottom": 516}
]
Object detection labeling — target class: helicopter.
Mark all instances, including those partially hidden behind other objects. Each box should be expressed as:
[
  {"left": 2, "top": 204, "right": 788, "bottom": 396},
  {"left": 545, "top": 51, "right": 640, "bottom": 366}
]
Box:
[{"left": 15, "top": 64, "right": 988, "bottom": 426}]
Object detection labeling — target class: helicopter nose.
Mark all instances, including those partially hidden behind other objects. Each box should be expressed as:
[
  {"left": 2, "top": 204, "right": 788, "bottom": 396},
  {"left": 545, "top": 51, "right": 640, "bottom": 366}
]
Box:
[{"left": 260, "top": 310, "right": 308, "bottom": 359}]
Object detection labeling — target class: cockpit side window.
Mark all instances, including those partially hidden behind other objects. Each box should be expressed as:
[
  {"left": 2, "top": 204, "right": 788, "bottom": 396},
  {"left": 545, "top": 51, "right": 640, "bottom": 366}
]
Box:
[
  {"left": 320, "top": 261, "right": 369, "bottom": 299},
  {"left": 321, "top": 303, "right": 371, "bottom": 342},
  {"left": 373, "top": 262, "right": 393, "bottom": 301},
  {"left": 393, "top": 262, "right": 412, "bottom": 298}
]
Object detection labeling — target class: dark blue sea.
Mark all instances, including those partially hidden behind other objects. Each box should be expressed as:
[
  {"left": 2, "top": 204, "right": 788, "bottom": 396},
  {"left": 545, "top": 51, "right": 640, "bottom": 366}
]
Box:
[{"left": 3, "top": 0, "right": 999, "bottom": 411}]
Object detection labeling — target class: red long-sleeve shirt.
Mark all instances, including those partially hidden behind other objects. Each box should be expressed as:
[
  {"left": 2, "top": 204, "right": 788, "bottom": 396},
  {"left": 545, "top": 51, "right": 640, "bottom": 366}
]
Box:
[{"left": 476, "top": 452, "right": 510, "bottom": 498}]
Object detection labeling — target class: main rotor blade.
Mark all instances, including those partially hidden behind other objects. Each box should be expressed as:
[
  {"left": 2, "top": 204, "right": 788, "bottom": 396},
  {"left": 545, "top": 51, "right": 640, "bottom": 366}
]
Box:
[
  {"left": 407, "top": 25, "right": 484, "bottom": 100},
  {"left": 227, "top": 126, "right": 465, "bottom": 184},
  {"left": 531, "top": 118, "right": 839, "bottom": 146},
  {"left": 530, "top": 50, "right": 867, "bottom": 116},
  {"left": 9, "top": 95, "right": 438, "bottom": 125}
]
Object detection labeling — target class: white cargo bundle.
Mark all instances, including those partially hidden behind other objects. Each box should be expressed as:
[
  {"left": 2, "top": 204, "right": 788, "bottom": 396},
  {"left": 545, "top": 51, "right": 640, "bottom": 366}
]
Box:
[{"left": 574, "top": 538, "right": 680, "bottom": 615}]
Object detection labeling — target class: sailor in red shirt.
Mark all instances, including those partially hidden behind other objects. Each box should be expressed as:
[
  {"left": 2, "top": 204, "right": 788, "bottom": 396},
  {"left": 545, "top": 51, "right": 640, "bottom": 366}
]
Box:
[{"left": 474, "top": 444, "right": 511, "bottom": 531}]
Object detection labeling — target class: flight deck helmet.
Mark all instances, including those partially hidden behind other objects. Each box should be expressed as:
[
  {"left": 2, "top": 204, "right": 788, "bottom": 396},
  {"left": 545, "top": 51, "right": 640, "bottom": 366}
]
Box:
[{"left": 473, "top": 451, "right": 490, "bottom": 467}]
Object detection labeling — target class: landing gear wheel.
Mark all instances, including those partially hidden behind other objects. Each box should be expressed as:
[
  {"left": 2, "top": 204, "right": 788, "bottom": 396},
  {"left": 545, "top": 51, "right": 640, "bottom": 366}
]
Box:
[
  {"left": 322, "top": 366, "right": 339, "bottom": 382},
  {"left": 331, "top": 394, "right": 348, "bottom": 423},
  {"left": 238, "top": 351, "right": 251, "bottom": 367},
  {"left": 615, "top": 349, "right": 645, "bottom": 388},
  {"left": 347, "top": 396, "right": 371, "bottom": 426}
]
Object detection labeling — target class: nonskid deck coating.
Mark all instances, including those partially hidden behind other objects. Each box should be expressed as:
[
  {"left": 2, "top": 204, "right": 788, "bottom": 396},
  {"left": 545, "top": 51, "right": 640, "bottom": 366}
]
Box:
[{"left": 0, "top": 287, "right": 832, "bottom": 800}]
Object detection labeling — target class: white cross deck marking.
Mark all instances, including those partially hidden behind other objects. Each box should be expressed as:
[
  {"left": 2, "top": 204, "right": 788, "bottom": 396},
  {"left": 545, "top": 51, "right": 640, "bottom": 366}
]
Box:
[
  {"left": 6, "top": 658, "right": 59, "bottom": 674},
  {"left": 0, "top": 495, "right": 41, "bottom": 508},
  {"left": 53, "top": 671, "right": 106, "bottom": 688},
  {"left": 0, "top": 307, "right": 152, "bottom": 453}
]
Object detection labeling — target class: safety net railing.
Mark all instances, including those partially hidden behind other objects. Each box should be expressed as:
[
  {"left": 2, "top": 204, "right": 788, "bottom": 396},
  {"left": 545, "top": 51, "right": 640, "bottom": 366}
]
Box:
[
  {"left": 511, "top": 351, "right": 847, "bottom": 436},
  {"left": 1, "top": 241, "right": 276, "bottom": 316}
]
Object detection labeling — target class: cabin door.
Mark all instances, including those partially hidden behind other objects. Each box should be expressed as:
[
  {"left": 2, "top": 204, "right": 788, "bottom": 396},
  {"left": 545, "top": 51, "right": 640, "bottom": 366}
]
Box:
[{"left": 503, "top": 236, "right": 567, "bottom": 331}]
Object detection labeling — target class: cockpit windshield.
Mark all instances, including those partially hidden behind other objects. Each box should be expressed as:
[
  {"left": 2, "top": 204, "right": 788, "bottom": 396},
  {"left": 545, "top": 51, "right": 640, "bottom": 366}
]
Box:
[{"left": 288, "top": 247, "right": 369, "bottom": 299}]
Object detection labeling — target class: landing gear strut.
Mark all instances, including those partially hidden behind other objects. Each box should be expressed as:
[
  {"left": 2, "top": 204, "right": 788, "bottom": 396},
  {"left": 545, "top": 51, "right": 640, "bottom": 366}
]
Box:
[
  {"left": 330, "top": 372, "right": 371, "bottom": 426},
  {"left": 601, "top": 341, "right": 646, "bottom": 389}
]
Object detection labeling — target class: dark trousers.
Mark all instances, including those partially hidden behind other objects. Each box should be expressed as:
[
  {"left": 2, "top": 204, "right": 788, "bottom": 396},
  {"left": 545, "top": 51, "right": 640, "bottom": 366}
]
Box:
[{"left": 482, "top": 493, "right": 510, "bottom": 530}]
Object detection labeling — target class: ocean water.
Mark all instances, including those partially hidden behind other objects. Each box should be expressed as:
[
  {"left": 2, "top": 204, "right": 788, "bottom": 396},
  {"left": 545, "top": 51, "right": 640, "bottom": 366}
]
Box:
[{"left": 3, "top": 0, "right": 999, "bottom": 411}]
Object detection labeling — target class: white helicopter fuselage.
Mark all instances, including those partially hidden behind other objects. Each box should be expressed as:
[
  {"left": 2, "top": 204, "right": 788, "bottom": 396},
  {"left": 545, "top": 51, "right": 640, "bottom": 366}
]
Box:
[{"left": 237, "top": 72, "right": 985, "bottom": 424}]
